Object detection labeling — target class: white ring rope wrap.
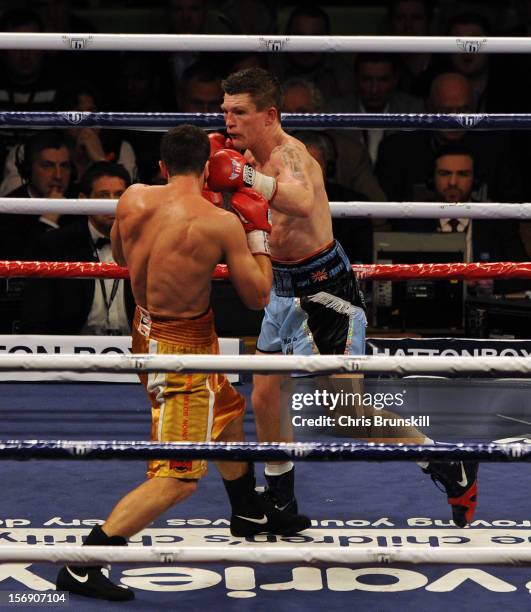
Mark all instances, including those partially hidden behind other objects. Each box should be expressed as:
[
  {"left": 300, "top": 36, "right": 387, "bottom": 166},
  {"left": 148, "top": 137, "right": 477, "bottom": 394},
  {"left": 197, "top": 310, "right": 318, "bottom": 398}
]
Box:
[
  {"left": 0, "top": 33, "right": 529, "bottom": 54},
  {"left": 1, "top": 198, "right": 531, "bottom": 220},
  {"left": 329, "top": 202, "right": 531, "bottom": 220},
  {"left": 0, "top": 545, "right": 529, "bottom": 565},
  {"left": 0, "top": 354, "right": 530, "bottom": 375}
]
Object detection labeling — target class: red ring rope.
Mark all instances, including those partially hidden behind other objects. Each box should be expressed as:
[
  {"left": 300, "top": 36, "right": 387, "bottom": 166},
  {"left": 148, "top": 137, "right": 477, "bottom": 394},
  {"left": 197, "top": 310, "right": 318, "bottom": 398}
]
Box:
[{"left": 1, "top": 261, "right": 530, "bottom": 280}]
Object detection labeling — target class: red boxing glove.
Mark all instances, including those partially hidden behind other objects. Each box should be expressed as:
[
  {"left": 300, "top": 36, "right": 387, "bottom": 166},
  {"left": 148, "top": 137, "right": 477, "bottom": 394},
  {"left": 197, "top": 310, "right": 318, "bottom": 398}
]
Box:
[
  {"left": 230, "top": 187, "right": 271, "bottom": 256},
  {"left": 201, "top": 188, "right": 223, "bottom": 207},
  {"left": 207, "top": 149, "right": 277, "bottom": 201},
  {"left": 208, "top": 133, "right": 228, "bottom": 158}
]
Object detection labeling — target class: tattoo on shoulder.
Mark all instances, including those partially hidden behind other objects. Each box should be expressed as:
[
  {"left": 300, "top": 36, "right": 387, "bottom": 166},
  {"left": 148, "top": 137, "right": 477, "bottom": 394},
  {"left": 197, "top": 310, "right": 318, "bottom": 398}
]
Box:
[{"left": 273, "top": 144, "right": 309, "bottom": 187}]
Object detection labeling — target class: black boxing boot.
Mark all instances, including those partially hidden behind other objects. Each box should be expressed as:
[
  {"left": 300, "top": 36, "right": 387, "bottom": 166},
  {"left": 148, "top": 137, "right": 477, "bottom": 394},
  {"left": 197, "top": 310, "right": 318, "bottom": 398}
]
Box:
[
  {"left": 423, "top": 461, "right": 479, "bottom": 528},
  {"left": 224, "top": 465, "right": 310, "bottom": 537},
  {"left": 262, "top": 465, "right": 298, "bottom": 513},
  {"left": 56, "top": 525, "right": 134, "bottom": 601}
]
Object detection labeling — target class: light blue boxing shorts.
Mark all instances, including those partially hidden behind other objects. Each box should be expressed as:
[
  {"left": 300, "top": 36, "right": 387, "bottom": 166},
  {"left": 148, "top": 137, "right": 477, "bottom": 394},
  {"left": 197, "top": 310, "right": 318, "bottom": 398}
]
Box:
[{"left": 257, "top": 240, "right": 366, "bottom": 356}]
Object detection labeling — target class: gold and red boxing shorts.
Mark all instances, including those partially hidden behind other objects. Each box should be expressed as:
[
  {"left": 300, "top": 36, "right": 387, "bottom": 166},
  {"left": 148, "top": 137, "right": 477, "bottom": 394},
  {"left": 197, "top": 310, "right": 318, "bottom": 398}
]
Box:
[{"left": 132, "top": 306, "right": 245, "bottom": 480}]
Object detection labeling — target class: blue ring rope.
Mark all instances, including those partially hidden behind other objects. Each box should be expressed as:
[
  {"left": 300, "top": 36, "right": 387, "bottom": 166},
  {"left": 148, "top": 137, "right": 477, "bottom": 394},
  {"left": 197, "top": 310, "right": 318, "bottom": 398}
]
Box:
[
  {"left": 0, "top": 112, "right": 530, "bottom": 130},
  {"left": 0, "top": 440, "right": 529, "bottom": 461}
]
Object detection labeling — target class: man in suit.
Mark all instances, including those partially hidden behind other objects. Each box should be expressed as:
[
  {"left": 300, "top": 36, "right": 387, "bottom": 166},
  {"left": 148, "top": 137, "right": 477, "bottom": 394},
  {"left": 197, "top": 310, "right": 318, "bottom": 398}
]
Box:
[
  {"left": 281, "top": 76, "right": 386, "bottom": 202},
  {"left": 391, "top": 144, "right": 527, "bottom": 293},
  {"left": 0, "top": 130, "right": 78, "bottom": 333},
  {"left": 3, "top": 129, "right": 77, "bottom": 252},
  {"left": 376, "top": 72, "right": 523, "bottom": 204},
  {"left": 273, "top": 4, "right": 356, "bottom": 103},
  {"left": 20, "top": 161, "right": 135, "bottom": 334},
  {"left": 328, "top": 53, "right": 424, "bottom": 165}
]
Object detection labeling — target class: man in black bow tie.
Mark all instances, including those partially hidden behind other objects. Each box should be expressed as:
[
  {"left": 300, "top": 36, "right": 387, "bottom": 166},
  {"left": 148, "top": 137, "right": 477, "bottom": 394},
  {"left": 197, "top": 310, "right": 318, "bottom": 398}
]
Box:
[{"left": 20, "top": 161, "right": 135, "bottom": 334}]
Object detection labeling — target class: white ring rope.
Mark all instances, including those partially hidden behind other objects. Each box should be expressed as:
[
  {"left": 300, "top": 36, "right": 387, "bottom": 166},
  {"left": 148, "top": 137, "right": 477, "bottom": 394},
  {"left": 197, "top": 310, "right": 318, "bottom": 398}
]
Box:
[
  {"left": 1, "top": 198, "right": 530, "bottom": 220},
  {"left": 0, "top": 33, "right": 529, "bottom": 54},
  {"left": 0, "top": 545, "right": 528, "bottom": 565},
  {"left": 331, "top": 202, "right": 531, "bottom": 220},
  {"left": 0, "top": 354, "right": 529, "bottom": 375}
]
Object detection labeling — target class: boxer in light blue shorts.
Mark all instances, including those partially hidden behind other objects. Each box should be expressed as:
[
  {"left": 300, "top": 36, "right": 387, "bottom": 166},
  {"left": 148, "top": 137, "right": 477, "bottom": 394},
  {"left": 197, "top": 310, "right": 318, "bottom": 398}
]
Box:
[{"left": 257, "top": 240, "right": 366, "bottom": 357}]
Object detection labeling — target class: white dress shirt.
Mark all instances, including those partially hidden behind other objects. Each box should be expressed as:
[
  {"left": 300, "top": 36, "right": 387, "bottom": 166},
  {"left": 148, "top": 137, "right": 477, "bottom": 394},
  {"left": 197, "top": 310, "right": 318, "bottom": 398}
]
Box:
[
  {"left": 81, "top": 222, "right": 129, "bottom": 334},
  {"left": 439, "top": 218, "right": 472, "bottom": 263}
]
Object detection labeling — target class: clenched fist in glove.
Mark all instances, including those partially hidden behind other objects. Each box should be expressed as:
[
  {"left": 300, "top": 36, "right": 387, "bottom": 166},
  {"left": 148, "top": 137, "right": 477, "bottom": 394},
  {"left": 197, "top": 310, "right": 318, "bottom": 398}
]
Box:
[
  {"left": 207, "top": 149, "right": 277, "bottom": 201},
  {"left": 208, "top": 132, "right": 233, "bottom": 158},
  {"left": 230, "top": 187, "right": 272, "bottom": 256}
]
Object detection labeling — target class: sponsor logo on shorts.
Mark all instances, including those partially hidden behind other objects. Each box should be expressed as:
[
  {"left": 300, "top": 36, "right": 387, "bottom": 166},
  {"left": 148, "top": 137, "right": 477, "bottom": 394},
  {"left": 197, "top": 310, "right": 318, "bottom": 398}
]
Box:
[
  {"left": 311, "top": 269, "right": 329, "bottom": 283},
  {"left": 282, "top": 336, "right": 297, "bottom": 355},
  {"left": 170, "top": 460, "right": 193, "bottom": 473},
  {"left": 138, "top": 312, "right": 152, "bottom": 337}
]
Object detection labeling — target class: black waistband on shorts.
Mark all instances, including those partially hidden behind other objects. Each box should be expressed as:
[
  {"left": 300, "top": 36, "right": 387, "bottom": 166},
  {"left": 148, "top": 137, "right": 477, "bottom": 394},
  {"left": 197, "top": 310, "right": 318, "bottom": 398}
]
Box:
[{"left": 272, "top": 240, "right": 354, "bottom": 298}]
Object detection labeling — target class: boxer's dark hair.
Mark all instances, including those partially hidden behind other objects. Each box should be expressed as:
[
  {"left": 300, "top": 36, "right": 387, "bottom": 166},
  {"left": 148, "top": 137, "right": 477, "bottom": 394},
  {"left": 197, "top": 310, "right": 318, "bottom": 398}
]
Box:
[
  {"left": 222, "top": 68, "right": 282, "bottom": 112},
  {"left": 160, "top": 125, "right": 210, "bottom": 176}
]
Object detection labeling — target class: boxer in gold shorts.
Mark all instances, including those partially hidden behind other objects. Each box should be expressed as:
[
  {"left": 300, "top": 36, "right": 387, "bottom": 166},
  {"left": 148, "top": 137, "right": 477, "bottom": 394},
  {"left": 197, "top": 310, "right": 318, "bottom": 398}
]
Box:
[
  {"left": 132, "top": 305, "right": 245, "bottom": 480},
  {"left": 56, "top": 125, "right": 310, "bottom": 602}
]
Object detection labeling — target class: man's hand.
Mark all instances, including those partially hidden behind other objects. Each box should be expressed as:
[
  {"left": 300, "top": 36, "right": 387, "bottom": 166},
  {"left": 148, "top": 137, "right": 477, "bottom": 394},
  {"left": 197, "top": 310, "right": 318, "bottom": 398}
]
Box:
[
  {"left": 208, "top": 149, "right": 277, "bottom": 201},
  {"left": 230, "top": 188, "right": 271, "bottom": 256},
  {"left": 47, "top": 186, "right": 66, "bottom": 199}
]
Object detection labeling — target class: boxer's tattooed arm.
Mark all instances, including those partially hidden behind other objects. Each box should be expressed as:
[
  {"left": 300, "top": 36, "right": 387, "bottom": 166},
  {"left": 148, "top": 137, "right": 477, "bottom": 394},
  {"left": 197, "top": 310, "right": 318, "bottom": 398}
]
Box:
[
  {"left": 272, "top": 144, "right": 309, "bottom": 189},
  {"left": 267, "top": 143, "right": 315, "bottom": 216}
]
